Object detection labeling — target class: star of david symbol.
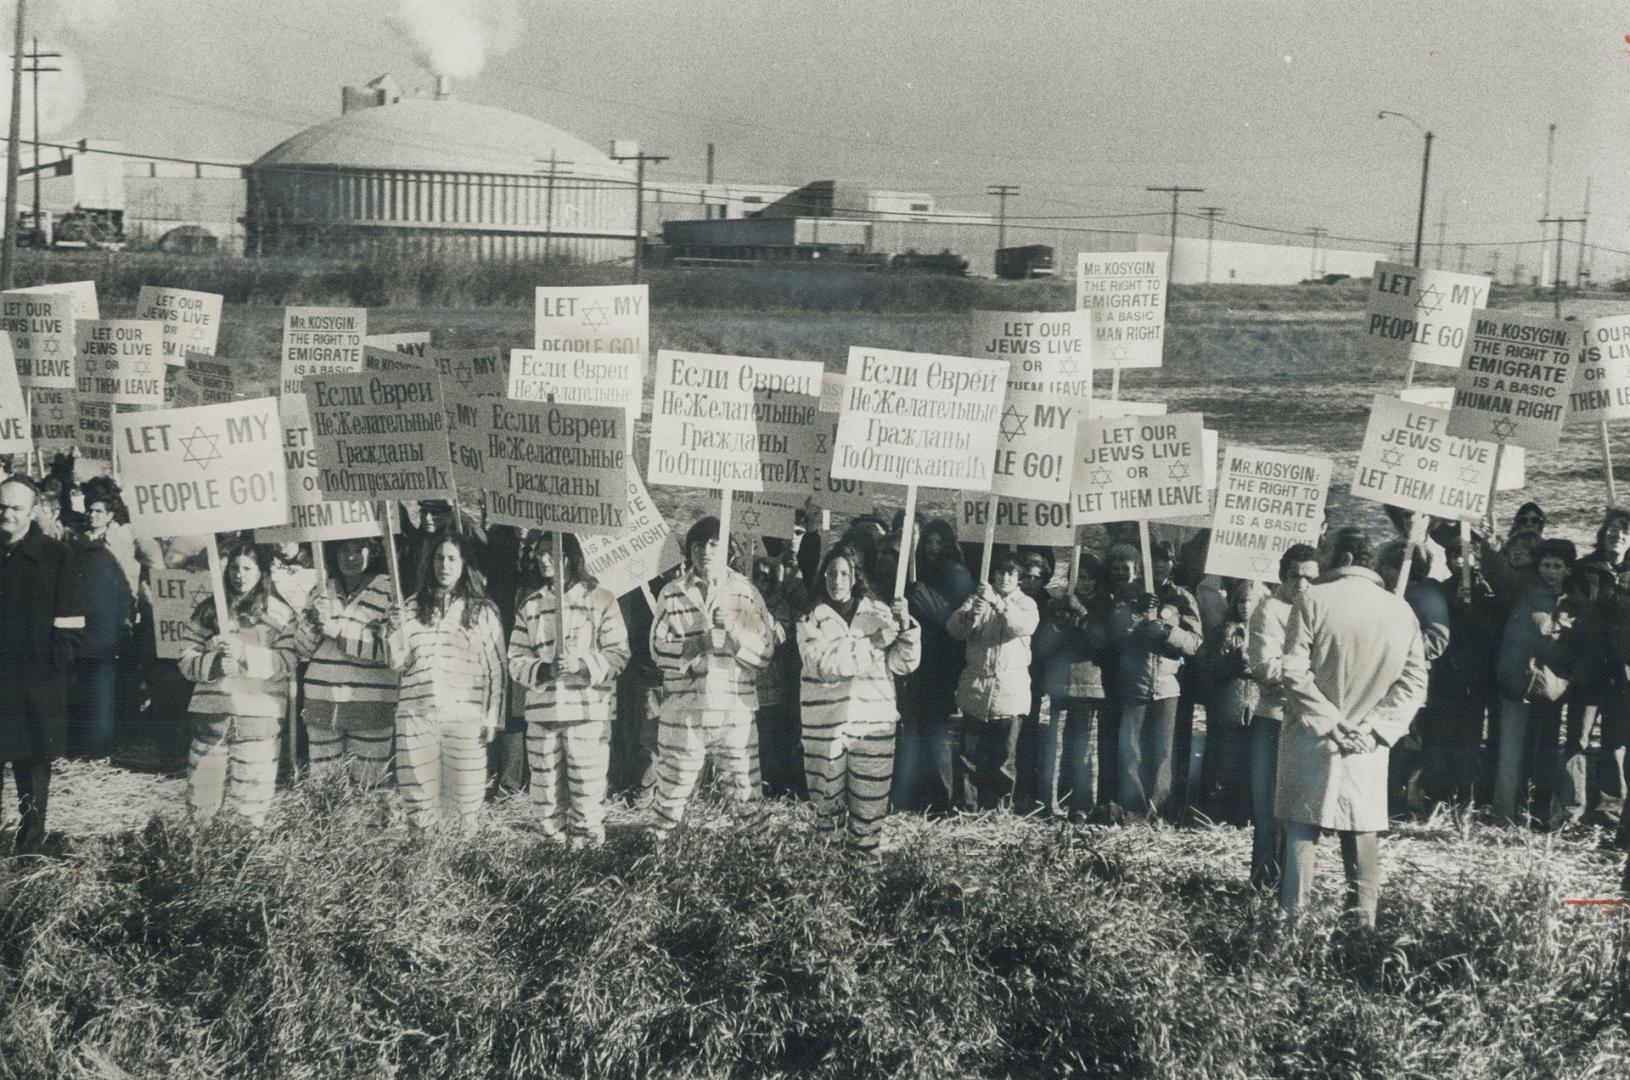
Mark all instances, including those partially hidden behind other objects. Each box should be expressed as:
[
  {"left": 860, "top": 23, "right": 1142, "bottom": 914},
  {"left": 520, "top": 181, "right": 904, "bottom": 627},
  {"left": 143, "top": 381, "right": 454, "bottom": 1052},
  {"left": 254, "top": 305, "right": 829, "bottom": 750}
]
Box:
[
  {"left": 179, "top": 424, "right": 222, "bottom": 470},
  {"left": 1249, "top": 554, "right": 1274, "bottom": 576},
  {"left": 133, "top": 358, "right": 152, "bottom": 376},
  {"left": 47, "top": 405, "right": 64, "bottom": 421},
  {"left": 816, "top": 433, "right": 827, "bottom": 453},
  {"left": 1379, "top": 448, "right": 1405, "bottom": 468},
  {"left": 1088, "top": 465, "right": 1113, "bottom": 487},
  {"left": 580, "top": 302, "right": 609, "bottom": 329},
  {"left": 1111, "top": 345, "right": 1131, "bottom": 364},
  {"left": 187, "top": 326, "right": 205, "bottom": 341},
  {"left": 43, "top": 338, "right": 58, "bottom": 354},
  {"left": 737, "top": 504, "right": 762, "bottom": 532},
  {"left": 1490, "top": 417, "right": 1516, "bottom": 441},
  {"left": 1457, "top": 464, "right": 1479, "bottom": 483},
  {"left": 188, "top": 580, "right": 212, "bottom": 606},
  {"left": 454, "top": 361, "right": 474, "bottom": 385},
  {"left": 1413, "top": 284, "right": 1444, "bottom": 317},
  {"left": 1059, "top": 356, "right": 1080, "bottom": 377},
  {"left": 80, "top": 354, "right": 98, "bottom": 376},
  {"left": 999, "top": 404, "right": 1029, "bottom": 442},
  {"left": 1167, "top": 461, "right": 1191, "bottom": 482}
]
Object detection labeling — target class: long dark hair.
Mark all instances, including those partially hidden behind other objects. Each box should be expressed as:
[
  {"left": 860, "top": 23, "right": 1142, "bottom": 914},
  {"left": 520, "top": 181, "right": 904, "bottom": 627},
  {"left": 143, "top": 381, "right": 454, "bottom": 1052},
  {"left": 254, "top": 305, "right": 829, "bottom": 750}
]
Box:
[
  {"left": 321, "top": 536, "right": 385, "bottom": 592},
  {"left": 194, "top": 540, "right": 275, "bottom": 634},
  {"left": 412, "top": 531, "right": 495, "bottom": 630},
  {"left": 804, "top": 541, "right": 879, "bottom": 618}
]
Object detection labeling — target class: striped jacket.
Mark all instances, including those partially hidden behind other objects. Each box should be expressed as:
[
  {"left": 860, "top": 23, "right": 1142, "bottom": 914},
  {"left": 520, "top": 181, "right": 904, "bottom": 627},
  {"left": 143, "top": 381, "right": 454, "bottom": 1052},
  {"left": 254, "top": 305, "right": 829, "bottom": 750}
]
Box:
[
  {"left": 797, "top": 598, "right": 921, "bottom": 727},
  {"left": 650, "top": 568, "right": 774, "bottom": 713},
  {"left": 390, "top": 597, "right": 506, "bottom": 729},
  {"left": 507, "top": 579, "right": 632, "bottom": 725},
  {"left": 296, "top": 575, "right": 400, "bottom": 729},
  {"left": 178, "top": 598, "right": 299, "bottom": 722}
]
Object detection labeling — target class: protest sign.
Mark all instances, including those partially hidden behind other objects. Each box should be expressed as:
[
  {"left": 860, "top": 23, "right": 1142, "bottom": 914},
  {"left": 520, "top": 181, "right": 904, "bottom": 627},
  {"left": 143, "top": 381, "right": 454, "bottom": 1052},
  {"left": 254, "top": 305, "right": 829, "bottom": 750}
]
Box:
[
  {"left": 151, "top": 568, "right": 213, "bottom": 660},
  {"left": 1, "top": 291, "right": 73, "bottom": 389},
  {"left": 135, "top": 286, "right": 222, "bottom": 366},
  {"left": 1071, "top": 412, "right": 1207, "bottom": 525},
  {"left": 535, "top": 284, "right": 647, "bottom": 413},
  {"left": 115, "top": 397, "right": 288, "bottom": 538},
  {"left": 11, "top": 280, "right": 97, "bottom": 319},
  {"left": 580, "top": 464, "right": 682, "bottom": 598},
  {"left": 0, "top": 335, "right": 30, "bottom": 454},
  {"left": 703, "top": 489, "right": 800, "bottom": 541},
  {"left": 363, "top": 345, "right": 430, "bottom": 372},
  {"left": 830, "top": 347, "right": 1009, "bottom": 489},
  {"left": 76, "top": 400, "right": 113, "bottom": 477},
  {"left": 1092, "top": 399, "right": 1166, "bottom": 418},
  {"left": 648, "top": 350, "right": 823, "bottom": 494},
  {"left": 76, "top": 320, "right": 164, "bottom": 407},
  {"left": 1567, "top": 315, "right": 1630, "bottom": 425},
  {"left": 1353, "top": 394, "right": 1495, "bottom": 521},
  {"left": 429, "top": 347, "right": 505, "bottom": 399},
  {"left": 819, "top": 372, "right": 845, "bottom": 413},
  {"left": 508, "top": 349, "right": 641, "bottom": 418},
  {"left": 1446, "top": 312, "right": 1573, "bottom": 451},
  {"left": 1075, "top": 252, "right": 1167, "bottom": 370},
  {"left": 255, "top": 395, "right": 381, "bottom": 545},
  {"left": 478, "top": 400, "right": 628, "bottom": 536},
  {"left": 364, "top": 332, "right": 429, "bottom": 356},
  {"left": 971, "top": 311, "right": 1090, "bottom": 502},
  {"left": 30, "top": 387, "right": 73, "bottom": 457},
  {"left": 166, "top": 355, "right": 235, "bottom": 408},
  {"left": 303, "top": 369, "right": 453, "bottom": 503},
  {"left": 280, "top": 307, "right": 365, "bottom": 397},
  {"left": 1400, "top": 387, "right": 1523, "bottom": 489},
  {"left": 1205, "top": 447, "right": 1332, "bottom": 581},
  {"left": 957, "top": 495, "right": 1074, "bottom": 547},
  {"left": 809, "top": 414, "right": 876, "bottom": 514},
  {"left": 1362, "top": 261, "right": 1490, "bottom": 370},
  {"left": 442, "top": 385, "right": 488, "bottom": 492}
]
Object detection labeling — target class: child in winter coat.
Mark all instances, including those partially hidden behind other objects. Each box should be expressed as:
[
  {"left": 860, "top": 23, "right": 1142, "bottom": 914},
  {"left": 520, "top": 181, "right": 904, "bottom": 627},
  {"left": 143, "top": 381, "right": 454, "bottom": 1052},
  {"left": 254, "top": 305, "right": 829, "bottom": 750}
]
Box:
[
  {"left": 796, "top": 543, "right": 920, "bottom": 851},
  {"left": 1031, "top": 551, "right": 1111, "bottom": 819},
  {"left": 948, "top": 551, "right": 1040, "bottom": 810},
  {"left": 178, "top": 541, "right": 298, "bottom": 827},
  {"left": 507, "top": 532, "right": 630, "bottom": 845},
  {"left": 1493, "top": 537, "right": 1577, "bottom": 826}
]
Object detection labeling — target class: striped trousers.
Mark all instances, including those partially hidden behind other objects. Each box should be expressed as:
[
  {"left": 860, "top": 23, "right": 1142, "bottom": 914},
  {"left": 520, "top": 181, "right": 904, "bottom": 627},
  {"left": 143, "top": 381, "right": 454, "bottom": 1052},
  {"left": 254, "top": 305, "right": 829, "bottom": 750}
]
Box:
[
  {"left": 305, "top": 714, "right": 393, "bottom": 789},
  {"left": 188, "top": 713, "right": 280, "bottom": 828},
  {"left": 396, "top": 714, "right": 488, "bottom": 834},
  {"left": 650, "top": 702, "right": 759, "bottom": 833},
  {"left": 526, "top": 720, "right": 611, "bottom": 842},
  {"left": 803, "top": 715, "right": 895, "bottom": 851}
]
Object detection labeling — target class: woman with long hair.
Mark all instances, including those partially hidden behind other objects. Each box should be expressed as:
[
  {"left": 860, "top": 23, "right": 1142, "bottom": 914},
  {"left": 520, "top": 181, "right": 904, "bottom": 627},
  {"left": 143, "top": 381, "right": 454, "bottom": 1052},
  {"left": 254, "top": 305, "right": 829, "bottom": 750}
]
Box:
[
  {"left": 388, "top": 531, "right": 505, "bottom": 833},
  {"left": 177, "top": 540, "right": 297, "bottom": 826},
  {"left": 296, "top": 537, "right": 399, "bottom": 787},
  {"left": 507, "top": 531, "right": 630, "bottom": 845},
  {"left": 796, "top": 543, "right": 919, "bottom": 851},
  {"left": 893, "top": 517, "right": 975, "bottom": 815}
]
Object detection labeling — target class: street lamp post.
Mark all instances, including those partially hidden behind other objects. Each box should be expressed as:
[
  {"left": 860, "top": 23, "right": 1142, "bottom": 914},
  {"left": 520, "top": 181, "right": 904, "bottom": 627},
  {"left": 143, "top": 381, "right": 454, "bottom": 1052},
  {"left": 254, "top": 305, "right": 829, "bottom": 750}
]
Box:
[{"left": 1379, "top": 110, "right": 1433, "bottom": 269}]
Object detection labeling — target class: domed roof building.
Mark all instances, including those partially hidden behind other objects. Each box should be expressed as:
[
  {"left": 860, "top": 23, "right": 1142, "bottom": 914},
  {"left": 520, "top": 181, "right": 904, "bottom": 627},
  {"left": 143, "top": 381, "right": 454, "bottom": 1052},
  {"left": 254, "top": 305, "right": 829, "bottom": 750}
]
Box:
[{"left": 246, "top": 76, "right": 636, "bottom": 263}]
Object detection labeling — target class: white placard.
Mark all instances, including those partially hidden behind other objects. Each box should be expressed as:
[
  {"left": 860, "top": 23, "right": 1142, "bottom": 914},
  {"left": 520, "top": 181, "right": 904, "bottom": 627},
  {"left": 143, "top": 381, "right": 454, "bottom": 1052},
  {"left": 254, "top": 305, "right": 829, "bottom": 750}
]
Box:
[
  {"left": 1, "top": 291, "right": 73, "bottom": 389},
  {"left": 580, "top": 464, "right": 683, "bottom": 598},
  {"left": 280, "top": 307, "right": 366, "bottom": 398},
  {"left": 1362, "top": 261, "right": 1491, "bottom": 370},
  {"left": 116, "top": 397, "right": 288, "bottom": 538},
  {"left": 0, "top": 335, "right": 29, "bottom": 454},
  {"left": 508, "top": 349, "right": 641, "bottom": 419},
  {"left": 1071, "top": 412, "right": 1207, "bottom": 524},
  {"left": 29, "top": 387, "right": 73, "bottom": 457},
  {"left": 703, "top": 489, "right": 800, "bottom": 540},
  {"left": 972, "top": 310, "right": 1091, "bottom": 501},
  {"left": 304, "top": 369, "right": 453, "bottom": 503},
  {"left": 364, "top": 332, "right": 429, "bottom": 356},
  {"left": 11, "top": 280, "right": 97, "bottom": 319},
  {"left": 809, "top": 414, "right": 877, "bottom": 514},
  {"left": 1353, "top": 394, "right": 1495, "bottom": 522},
  {"left": 534, "top": 284, "right": 647, "bottom": 415},
  {"left": 1400, "top": 387, "right": 1524, "bottom": 489},
  {"left": 76, "top": 320, "right": 164, "bottom": 407},
  {"left": 477, "top": 400, "right": 629, "bottom": 537},
  {"left": 1075, "top": 252, "right": 1167, "bottom": 370},
  {"left": 255, "top": 395, "right": 382, "bottom": 544},
  {"left": 957, "top": 495, "right": 1074, "bottom": 547},
  {"left": 1446, "top": 311, "right": 1573, "bottom": 451},
  {"left": 830, "top": 346, "right": 1009, "bottom": 489},
  {"left": 1205, "top": 447, "right": 1332, "bottom": 582},
  {"left": 135, "top": 286, "right": 222, "bottom": 366},
  {"left": 1569, "top": 316, "right": 1630, "bottom": 425}
]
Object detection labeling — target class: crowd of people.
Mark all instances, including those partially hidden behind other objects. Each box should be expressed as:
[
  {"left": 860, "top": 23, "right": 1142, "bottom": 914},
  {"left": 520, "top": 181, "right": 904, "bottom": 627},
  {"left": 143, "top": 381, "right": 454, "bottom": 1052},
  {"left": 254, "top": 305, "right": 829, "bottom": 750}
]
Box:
[{"left": 3, "top": 460, "right": 1629, "bottom": 921}]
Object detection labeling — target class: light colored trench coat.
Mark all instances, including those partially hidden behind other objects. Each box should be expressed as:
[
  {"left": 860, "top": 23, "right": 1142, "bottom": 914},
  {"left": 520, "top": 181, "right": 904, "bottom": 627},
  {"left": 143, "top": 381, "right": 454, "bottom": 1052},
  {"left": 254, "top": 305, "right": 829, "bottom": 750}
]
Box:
[{"left": 1275, "top": 567, "right": 1428, "bottom": 832}]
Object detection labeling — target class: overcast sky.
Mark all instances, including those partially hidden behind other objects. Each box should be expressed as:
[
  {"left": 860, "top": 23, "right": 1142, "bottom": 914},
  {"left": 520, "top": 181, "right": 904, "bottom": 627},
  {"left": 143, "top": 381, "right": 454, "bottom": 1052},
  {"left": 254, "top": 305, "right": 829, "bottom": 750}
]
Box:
[{"left": 12, "top": 0, "right": 1630, "bottom": 274}]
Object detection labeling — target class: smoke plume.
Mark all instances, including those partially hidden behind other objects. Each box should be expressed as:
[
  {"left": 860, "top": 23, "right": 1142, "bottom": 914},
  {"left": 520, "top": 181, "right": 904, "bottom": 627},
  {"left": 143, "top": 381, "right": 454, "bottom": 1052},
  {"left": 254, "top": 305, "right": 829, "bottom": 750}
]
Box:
[{"left": 389, "top": 0, "right": 521, "bottom": 81}]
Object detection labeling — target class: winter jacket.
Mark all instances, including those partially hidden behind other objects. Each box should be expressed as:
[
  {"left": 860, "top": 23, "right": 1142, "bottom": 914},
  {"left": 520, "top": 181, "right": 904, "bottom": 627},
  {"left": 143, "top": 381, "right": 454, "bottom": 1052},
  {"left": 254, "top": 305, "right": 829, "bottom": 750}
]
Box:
[
  {"left": 0, "top": 524, "right": 84, "bottom": 760},
  {"left": 1496, "top": 583, "right": 1574, "bottom": 703},
  {"left": 296, "top": 575, "right": 400, "bottom": 730},
  {"left": 949, "top": 588, "right": 1039, "bottom": 720},
  {"left": 901, "top": 562, "right": 976, "bottom": 716},
  {"left": 71, "top": 536, "right": 132, "bottom": 660},
  {"left": 1031, "top": 595, "right": 1110, "bottom": 702},
  {"left": 178, "top": 596, "right": 299, "bottom": 736},
  {"left": 1275, "top": 567, "right": 1429, "bottom": 832},
  {"left": 507, "top": 578, "right": 631, "bottom": 725},
  {"left": 1109, "top": 582, "right": 1203, "bottom": 701},
  {"left": 797, "top": 597, "right": 921, "bottom": 728},
  {"left": 1204, "top": 617, "right": 1257, "bottom": 728}
]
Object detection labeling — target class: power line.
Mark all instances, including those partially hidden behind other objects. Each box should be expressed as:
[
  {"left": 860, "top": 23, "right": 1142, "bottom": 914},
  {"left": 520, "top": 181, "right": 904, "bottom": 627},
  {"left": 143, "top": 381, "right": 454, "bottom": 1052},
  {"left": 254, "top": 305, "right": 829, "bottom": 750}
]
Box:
[{"left": 1147, "top": 186, "right": 1203, "bottom": 283}]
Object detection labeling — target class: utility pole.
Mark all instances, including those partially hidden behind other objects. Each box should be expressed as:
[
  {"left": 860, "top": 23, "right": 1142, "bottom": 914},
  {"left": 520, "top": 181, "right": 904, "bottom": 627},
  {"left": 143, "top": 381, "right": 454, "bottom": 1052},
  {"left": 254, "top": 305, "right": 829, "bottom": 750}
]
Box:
[
  {"left": 1538, "top": 215, "right": 1585, "bottom": 317},
  {"left": 1435, "top": 217, "right": 1446, "bottom": 269},
  {"left": 1197, "top": 206, "right": 1224, "bottom": 283},
  {"left": 609, "top": 141, "right": 668, "bottom": 281},
  {"left": 1540, "top": 122, "right": 1556, "bottom": 289},
  {"left": 1457, "top": 244, "right": 1468, "bottom": 273},
  {"left": 1305, "top": 226, "right": 1327, "bottom": 278},
  {"left": 1576, "top": 176, "right": 1591, "bottom": 288},
  {"left": 986, "top": 184, "right": 1018, "bottom": 252},
  {"left": 1489, "top": 249, "right": 1501, "bottom": 281},
  {"left": 1147, "top": 185, "right": 1203, "bottom": 284},
  {"left": 0, "top": 0, "right": 26, "bottom": 291},
  {"left": 18, "top": 37, "right": 56, "bottom": 242},
  {"left": 534, "top": 152, "right": 575, "bottom": 266}
]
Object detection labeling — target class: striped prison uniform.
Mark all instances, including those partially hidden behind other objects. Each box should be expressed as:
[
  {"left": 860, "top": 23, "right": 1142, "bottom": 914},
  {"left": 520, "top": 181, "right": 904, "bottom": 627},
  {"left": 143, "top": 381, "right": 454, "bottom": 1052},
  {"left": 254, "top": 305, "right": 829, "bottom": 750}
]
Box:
[
  {"left": 389, "top": 597, "right": 505, "bottom": 833},
  {"left": 508, "top": 579, "right": 631, "bottom": 842},
  {"left": 177, "top": 598, "right": 299, "bottom": 827},
  {"left": 648, "top": 568, "right": 774, "bottom": 833},
  {"left": 797, "top": 599, "right": 921, "bottom": 851},
  {"left": 296, "top": 575, "right": 399, "bottom": 788}
]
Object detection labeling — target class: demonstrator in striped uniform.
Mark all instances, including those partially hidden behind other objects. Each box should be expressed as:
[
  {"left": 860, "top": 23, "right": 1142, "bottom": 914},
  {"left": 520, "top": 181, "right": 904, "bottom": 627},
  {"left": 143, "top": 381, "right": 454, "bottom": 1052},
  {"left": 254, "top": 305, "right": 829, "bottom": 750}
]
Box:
[
  {"left": 796, "top": 542, "right": 920, "bottom": 852},
  {"left": 508, "top": 531, "right": 630, "bottom": 845},
  {"left": 178, "top": 541, "right": 298, "bottom": 827},
  {"left": 388, "top": 532, "right": 506, "bottom": 834},
  {"left": 297, "top": 537, "right": 399, "bottom": 788}
]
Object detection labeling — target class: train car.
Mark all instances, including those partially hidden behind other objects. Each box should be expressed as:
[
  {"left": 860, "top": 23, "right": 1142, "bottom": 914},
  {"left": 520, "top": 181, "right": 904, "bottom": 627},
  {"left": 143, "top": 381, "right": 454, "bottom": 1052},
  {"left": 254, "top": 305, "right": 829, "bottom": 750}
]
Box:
[{"left": 995, "top": 244, "right": 1055, "bottom": 279}]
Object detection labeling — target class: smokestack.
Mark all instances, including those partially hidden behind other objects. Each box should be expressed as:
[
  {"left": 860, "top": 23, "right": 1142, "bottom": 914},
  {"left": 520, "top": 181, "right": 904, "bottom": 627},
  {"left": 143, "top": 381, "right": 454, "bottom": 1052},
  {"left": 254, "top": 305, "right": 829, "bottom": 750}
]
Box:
[
  {"left": 434, "top": 75, "right": 452, "bottom": 100},
  {"left": 706, "top": 143, "right": 715, "bottom": 184}
]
